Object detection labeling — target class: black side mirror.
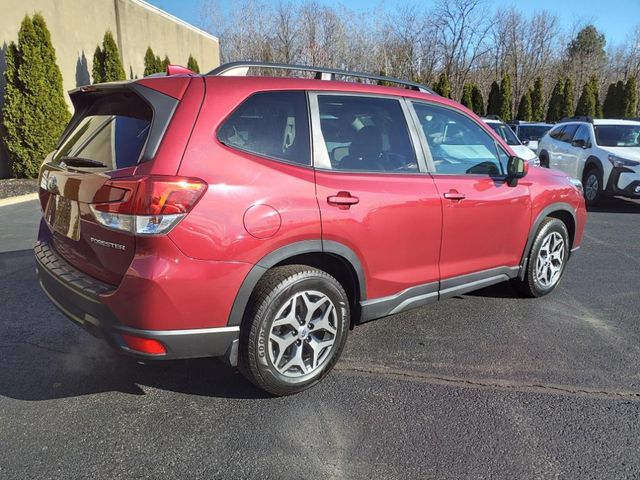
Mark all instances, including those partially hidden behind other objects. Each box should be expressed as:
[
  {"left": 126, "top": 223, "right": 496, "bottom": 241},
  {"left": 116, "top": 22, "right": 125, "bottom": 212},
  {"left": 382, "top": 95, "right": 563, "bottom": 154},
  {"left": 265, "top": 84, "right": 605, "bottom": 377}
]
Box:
[
  {"left": 571, "top": 139, "right": 588, "bottom": 149},
  {"left": 522, "top": 139, "right": 530, "bottom": 146},
  {"left": 506, "top": 156, "right": 528, "bottom": 186}
]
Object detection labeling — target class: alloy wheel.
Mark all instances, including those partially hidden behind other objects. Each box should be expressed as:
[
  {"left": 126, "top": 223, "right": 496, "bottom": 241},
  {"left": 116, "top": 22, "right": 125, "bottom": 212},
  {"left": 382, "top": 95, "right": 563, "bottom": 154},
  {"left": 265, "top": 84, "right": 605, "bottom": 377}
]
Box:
[
  {"left": 268, "top": 290, "right": 338, "bottom": 377},
  {"left": 584, "top": 173, "right": 599, "bottom": 202},
  {"left": 535, "top": 231, "right": 565, "bottom": 288}
]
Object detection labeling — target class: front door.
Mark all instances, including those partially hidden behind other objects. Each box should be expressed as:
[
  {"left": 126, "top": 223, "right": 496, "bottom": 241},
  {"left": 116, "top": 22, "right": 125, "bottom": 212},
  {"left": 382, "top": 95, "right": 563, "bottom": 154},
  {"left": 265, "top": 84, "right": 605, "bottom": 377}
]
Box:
[
  {"left": 310, "top": 93, "right": 442, "bottom": 301},
  {"left": 409, "top": 101, "right": 531, "bottom": 287}
]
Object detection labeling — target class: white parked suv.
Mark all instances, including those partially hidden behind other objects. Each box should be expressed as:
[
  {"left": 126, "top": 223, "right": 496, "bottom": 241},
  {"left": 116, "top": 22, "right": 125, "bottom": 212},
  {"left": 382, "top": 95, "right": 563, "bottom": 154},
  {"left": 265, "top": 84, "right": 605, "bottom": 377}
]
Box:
[
  {"left": 537, "top": 117, "right": 640, "bottom": 206},
  {"left": 481, "top": 117, "right": 539, "bottom": 166}
]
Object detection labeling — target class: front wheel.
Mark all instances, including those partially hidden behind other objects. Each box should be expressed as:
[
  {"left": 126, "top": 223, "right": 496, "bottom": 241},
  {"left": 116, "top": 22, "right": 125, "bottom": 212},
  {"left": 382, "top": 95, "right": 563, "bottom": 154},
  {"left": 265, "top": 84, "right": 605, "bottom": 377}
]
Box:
[
  {"left": 582, "top": 167, "right": 603, "bottom": 206},
  {"left": 512, "top": 218, "right": 570, "bottom": 298},
  {"left": 238, "top": 265, "right": 350, "bottom": 396}
]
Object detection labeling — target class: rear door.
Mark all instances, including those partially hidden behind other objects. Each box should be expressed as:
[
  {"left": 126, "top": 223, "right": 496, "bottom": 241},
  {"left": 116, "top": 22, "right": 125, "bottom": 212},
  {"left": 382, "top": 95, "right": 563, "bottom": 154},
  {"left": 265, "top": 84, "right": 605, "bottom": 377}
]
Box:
[
  {"left": 38, "top": 79, "right": 200, "bottom": 285},
  {"left": 409, "top": 100, "right": 531, "bottom": 286},
  {"left": 310, "top": 93, "right": 442, "bottom": 300}
]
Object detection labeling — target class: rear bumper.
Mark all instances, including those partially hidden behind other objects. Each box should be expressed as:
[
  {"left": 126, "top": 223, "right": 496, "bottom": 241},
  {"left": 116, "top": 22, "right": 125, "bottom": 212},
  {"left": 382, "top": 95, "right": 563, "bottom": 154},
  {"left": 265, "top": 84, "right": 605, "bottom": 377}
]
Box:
[{"left": 35, "top": 241, "right": 239, "bottom": 362}]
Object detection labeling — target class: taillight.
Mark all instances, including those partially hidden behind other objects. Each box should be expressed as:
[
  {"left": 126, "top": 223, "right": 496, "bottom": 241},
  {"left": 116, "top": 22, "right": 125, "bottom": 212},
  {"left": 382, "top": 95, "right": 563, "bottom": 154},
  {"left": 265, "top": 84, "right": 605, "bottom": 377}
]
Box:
[
  {"left": 90, "top": 176, "right": 207, "bottom": 235},
  {"left": 121, "top": 334, "right": 167, "bottom": 355}
]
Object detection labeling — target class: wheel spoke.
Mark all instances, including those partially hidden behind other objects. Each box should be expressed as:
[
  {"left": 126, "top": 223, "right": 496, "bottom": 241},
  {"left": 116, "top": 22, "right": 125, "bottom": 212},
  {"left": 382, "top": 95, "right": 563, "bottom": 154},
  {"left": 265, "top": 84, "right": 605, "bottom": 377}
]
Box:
[
  {"left": 279, "top": 343, "right": 308, "bottom": 374},
  {"left": 308, "top": 337, "right": 335, "bottom": 370},
  {"left": 310, "top": 303, "right": 336, "bottom": 334},
  {"left": 271, "top": 297, "right": 301, "bottom": 330},
  {"left": 535, "top": 231, "right": 565, "bottom": 288},
  {"left": 269, "top": 332, "right": 298, "bottom": 367}
]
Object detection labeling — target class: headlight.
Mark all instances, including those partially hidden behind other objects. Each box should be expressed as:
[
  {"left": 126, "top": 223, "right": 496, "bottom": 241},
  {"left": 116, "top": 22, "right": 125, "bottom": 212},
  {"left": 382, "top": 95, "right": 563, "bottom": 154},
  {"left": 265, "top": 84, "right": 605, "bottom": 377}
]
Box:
[
  {"left": 608, "top": 155, "right": 640, "bottom": 168},
  {"left": 569, "top": 177, "right": 583, "bottom": 194}
]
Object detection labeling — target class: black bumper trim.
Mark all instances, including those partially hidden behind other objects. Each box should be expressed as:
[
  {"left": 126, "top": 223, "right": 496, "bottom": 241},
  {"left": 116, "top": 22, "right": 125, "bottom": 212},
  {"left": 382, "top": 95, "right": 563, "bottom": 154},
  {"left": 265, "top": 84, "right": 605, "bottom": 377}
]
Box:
[{"left": 35, "top": 241, "right": 239, "bottom": 362}]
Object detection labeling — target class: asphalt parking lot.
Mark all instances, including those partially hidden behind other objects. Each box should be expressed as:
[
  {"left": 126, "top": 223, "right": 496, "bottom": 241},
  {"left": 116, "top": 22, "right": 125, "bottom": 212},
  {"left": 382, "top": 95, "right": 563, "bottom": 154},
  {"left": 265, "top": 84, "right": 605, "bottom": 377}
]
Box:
[{"left": 1, "top": 197, "right": 640, "bottom": 479}]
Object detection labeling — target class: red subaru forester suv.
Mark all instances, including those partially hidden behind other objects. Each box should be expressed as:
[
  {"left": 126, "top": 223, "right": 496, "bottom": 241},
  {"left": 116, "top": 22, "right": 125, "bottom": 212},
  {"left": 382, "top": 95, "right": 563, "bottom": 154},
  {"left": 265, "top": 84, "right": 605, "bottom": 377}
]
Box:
[{"left": 36, "top": 62, "right": 586, "bottom": 395}]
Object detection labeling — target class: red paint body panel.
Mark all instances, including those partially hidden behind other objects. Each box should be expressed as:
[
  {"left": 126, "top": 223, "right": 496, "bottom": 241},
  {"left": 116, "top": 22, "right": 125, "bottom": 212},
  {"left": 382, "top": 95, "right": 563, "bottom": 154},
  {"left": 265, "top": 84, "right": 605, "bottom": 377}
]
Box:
[
  {"left": 101, "top": 236, "right": 252, "bottom": 330},
  {"left": 432, "top": 175, "right": 532, "bottom": 279},
  {"left": 315, "top": 171, "right": 442, "bottom": 298}
]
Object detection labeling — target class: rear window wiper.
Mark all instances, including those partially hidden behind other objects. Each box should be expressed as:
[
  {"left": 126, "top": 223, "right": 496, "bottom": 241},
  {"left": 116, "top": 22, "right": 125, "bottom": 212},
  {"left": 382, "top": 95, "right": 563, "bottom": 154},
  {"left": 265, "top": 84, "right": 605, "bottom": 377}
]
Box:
[{"left": 59, "top": 156, "right": 107, "bottom": 168}]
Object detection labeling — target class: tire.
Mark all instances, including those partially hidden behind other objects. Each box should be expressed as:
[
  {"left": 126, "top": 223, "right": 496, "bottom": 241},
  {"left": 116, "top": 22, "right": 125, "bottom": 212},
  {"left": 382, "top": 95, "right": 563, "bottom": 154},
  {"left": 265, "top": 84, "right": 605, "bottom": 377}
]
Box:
[
  {"left": 238, "top": 265, "right": 350, "bottom": 396},
  {"left": 512, "top": 218, "right": 570, "bottom": 298},
  {"left": 539, "top": 151, "right": 550, "bottom": 168},
  {"left": 582, "top": 166, "right": 603, "bottom": 206}
]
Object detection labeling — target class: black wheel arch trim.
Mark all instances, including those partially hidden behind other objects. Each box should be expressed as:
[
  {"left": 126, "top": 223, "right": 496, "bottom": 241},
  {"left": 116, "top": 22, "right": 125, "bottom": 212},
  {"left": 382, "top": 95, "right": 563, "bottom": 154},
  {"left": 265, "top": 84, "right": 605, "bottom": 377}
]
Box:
[
  {"left": 583, "top": 156, "right": 604, "bottom": 177},
  {"left": 227, "top": 240, "right": 366, "bottom": 326},
  {"left": 518, "top": 202, "right": 576, "bottom": 280}
]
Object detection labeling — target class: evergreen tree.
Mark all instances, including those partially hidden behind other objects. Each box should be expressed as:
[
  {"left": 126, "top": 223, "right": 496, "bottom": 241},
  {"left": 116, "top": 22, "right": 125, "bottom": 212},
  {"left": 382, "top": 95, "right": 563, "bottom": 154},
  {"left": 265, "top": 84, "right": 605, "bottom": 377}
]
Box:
[
  {"left": 160, "top": 55, "right": 171, "bottom": 72},
  {"left": 1, "top": 14, "right": 71, "bottom": 178},
  {"left": 603, "top": 82, "right": 619, "bottom": 117},
  {"left": 460, "top": 83, "right": 473, "bottom": 109},
  {"left": 93, "top": 31, "right": 125, "bottom": 82},
  {"left": 623, "top": 77, "right": 638, "bottom": 118},
  {"left": 591, "top": 76, "right": 603, "bottom": 118},
  {"left": 516, "top": 91, "right": 532, "bottom": 121},
  {"left": 499, "top": 73, "right": 512, "bottom": 121},
  {"left": 144, "top": 46, "right": 160, "bottom": 76},
  {"left": 563, "top": 77, "right": 574, "bottom": 118},
  {"left": 575, "top": 79, "right": 596, "bottom": 117},
  {"left": 92, "top": 44, "right": 105, "bottom": 83},
  {"left": 187, "top": 54, "right": 200, "bottom": 73},
  {"left": 616, "top": 80, "right": 626, "bottom": 116},
  {"left": 487, "top": 81, "right": 501, "bottom": 116},
  {"left": 546, "top": 79, "right": 565, "bottom": 122},
  {"left": 530, "top": 77, "right": 544, "bottom": 121},
  {"left": 433, "top": 71, "right": 451, "bottom": 98},
  {"left": 471, "top": 84, "right": 485, "bottom": 116}
]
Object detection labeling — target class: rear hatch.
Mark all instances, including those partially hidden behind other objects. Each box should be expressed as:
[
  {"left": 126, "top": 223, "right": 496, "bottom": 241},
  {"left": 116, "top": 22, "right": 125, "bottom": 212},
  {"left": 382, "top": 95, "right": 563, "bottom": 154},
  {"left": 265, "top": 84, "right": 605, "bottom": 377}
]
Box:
[{"left": 39, "top": 79, "right": 192, "bottom": 285}]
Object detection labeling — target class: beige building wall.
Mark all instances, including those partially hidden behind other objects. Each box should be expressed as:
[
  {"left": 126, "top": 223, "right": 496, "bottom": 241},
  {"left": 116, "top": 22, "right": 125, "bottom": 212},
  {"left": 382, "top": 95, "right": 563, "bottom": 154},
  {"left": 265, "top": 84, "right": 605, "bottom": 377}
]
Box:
[{"left": 0, "top": 0, "right": 220, "bottom": 177}]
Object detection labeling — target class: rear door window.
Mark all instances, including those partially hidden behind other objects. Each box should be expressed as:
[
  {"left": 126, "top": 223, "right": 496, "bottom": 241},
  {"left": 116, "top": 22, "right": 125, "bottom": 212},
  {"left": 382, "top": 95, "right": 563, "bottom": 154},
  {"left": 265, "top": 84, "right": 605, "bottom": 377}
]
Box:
[
  {"left": 217, "top": 91, "right": 311, "bottom": 166},
  {"left": 54, "top": 92, "right": 152, "bottom": 170},
  {"left": 313, "top": 94, "right": 418, "bottom": 172}
]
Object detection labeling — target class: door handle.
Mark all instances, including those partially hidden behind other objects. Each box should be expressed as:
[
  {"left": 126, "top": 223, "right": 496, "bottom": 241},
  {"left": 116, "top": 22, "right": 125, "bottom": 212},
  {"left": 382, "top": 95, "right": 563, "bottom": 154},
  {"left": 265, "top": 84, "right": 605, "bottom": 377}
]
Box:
[
  {"left": 443, "top": 190, "right": 465, "bottom": 201},
  {"left": 327, "top": 191, "right": 359, "bottom": 209}
]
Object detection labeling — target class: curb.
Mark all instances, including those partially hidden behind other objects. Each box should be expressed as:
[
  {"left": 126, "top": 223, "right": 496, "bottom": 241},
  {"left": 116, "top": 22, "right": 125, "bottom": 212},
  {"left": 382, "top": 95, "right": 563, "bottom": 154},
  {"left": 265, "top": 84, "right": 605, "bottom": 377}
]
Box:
[{"left": 0, "top": 193, "right": 39, "bottom": 207}]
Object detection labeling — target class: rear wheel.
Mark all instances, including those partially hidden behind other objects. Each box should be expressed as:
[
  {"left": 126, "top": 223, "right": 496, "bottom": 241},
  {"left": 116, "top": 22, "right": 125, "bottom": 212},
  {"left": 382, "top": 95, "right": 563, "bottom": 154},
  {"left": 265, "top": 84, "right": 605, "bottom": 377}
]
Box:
[
  {"left": 512, "top": 218, "right": 570, "bottom": 298},
  {"left": 582, "top": 167, "right": 603, "bottom": 206},
  {"left": 238, "top": 265, "right": 349, "bottom": 396}
]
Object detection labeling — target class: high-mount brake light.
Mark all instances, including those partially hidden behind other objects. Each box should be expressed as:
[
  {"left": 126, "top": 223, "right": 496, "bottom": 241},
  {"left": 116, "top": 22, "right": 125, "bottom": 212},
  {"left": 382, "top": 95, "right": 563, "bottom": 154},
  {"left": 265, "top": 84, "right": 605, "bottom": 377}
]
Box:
[{"left": 90, "top": 176, "right": 207, "bottom": 235}]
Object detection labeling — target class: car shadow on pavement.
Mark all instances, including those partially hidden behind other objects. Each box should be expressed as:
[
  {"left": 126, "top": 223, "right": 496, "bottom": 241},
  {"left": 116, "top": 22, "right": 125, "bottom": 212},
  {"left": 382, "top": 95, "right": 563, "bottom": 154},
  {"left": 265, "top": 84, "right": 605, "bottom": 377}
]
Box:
[
  {"left": 464, "top": 281, "right": 522, "bottom": 299},
  {"left": 0, "top": 249, "right": 270, "bottom": 401},
  {"left": 587, "top": 197, "right": 640, "bottom": 214}
]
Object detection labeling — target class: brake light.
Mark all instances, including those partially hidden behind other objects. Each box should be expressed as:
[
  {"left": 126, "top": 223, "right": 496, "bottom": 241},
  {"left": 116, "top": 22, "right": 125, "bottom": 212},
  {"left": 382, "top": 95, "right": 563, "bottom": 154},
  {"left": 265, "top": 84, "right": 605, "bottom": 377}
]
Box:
[{"left": 90, "top": 176, "right": 207, "bottom": 235}]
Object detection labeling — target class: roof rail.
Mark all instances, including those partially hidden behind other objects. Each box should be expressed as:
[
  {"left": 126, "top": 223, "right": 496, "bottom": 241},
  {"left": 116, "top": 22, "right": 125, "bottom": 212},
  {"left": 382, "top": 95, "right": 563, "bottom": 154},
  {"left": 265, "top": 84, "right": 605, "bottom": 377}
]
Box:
[
  {"left": 483, "top": 114, "right": 503, "bottom": 121},
  {"left": 206, "top": 61, "right": 436, "bottom": 94},
  {"left": 559, "top": 115, "right": 593, "bottom": 124}
]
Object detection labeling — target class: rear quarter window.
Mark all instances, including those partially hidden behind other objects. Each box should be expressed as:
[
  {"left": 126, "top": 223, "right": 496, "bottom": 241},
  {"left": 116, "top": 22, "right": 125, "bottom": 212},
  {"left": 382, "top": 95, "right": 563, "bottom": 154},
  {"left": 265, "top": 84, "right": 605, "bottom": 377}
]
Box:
[{"left": 217, "top": 91, "right": 311, "bottom": 166}]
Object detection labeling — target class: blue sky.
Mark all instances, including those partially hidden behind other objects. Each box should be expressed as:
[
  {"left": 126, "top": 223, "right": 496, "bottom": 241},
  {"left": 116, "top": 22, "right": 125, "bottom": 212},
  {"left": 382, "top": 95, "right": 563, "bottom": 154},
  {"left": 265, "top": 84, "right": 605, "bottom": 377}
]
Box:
[{"left": 147, "top": 0, "right": 639, "bottom": 46}]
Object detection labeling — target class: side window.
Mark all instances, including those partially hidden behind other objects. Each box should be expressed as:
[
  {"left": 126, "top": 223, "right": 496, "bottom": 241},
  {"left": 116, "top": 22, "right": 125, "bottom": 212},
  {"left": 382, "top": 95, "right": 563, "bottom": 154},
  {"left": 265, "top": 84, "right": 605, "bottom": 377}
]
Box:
[
  {"left": 217, "top": 91, "right": 310, "bottom": 166},
  {"left": 558, "top": 124, "right": 578, "bottom": 143},
  {"left": 315, "top": 95, "right": 417, "bottom": 172},
  {"left": 549, "top": 126, "right": 564, "bottom": 140},
  {"left": 572, "top": 125, "right": 591, "bottom": 145},
  {"left": 412, "top": 102, "right": 504, "bottom": 176}
]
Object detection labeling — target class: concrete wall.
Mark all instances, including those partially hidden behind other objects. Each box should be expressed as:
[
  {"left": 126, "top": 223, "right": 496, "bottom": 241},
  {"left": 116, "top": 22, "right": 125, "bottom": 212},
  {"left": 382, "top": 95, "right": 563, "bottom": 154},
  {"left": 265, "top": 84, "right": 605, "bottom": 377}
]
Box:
[{"left": 0, "top": 0, "right": 220, "bottom": 177}]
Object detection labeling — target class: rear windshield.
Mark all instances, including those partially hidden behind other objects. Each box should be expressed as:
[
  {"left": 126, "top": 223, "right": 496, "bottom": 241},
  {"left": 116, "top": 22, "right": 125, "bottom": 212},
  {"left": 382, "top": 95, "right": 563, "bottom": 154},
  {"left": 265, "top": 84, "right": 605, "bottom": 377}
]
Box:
[
  {"left": 486, "top": 122, "right": 520, "bottom": 146},
  {"left": 518, "top": 125, "right": 551, "bottom": 141},
  {"left": 594, "top": 125, "right": 640, "bottom": 147},
  {"left": 53, "top": 92, "right": 152, "bottom": 169}
]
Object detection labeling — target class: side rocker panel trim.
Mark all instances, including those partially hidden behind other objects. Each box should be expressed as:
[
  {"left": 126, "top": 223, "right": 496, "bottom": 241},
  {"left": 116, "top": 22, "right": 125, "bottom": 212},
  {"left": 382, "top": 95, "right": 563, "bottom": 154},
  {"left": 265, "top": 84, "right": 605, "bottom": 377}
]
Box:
[{"left": 227, "top": 240, "right": 366, "bottom": 326}]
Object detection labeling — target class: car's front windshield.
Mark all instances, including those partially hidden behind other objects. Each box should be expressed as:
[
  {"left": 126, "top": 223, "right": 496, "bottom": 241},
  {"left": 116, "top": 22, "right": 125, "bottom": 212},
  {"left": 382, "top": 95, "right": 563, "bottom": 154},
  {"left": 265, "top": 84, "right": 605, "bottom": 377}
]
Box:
[
  {"left": 486, "top": 122, "right": 520, "bottom": 146},
  {"left": 594, "top": 125, "right": 640, "bottom": 147},
  {"left": 518, "top": 125, "right": 552, "bottom": 142}
]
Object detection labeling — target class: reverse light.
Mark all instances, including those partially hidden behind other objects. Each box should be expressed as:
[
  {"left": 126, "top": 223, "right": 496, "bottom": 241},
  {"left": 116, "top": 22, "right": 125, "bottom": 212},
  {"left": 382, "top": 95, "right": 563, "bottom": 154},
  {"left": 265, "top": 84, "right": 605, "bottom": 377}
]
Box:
[
  {"left": 121, "top": 334, "right": 167, "bottom": 355},
  {"left": 90, "top": 176, "right": 207, "bottom": 235},
  {"left": 608, "top": 155, "right": 640, "bottom": 169}
]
